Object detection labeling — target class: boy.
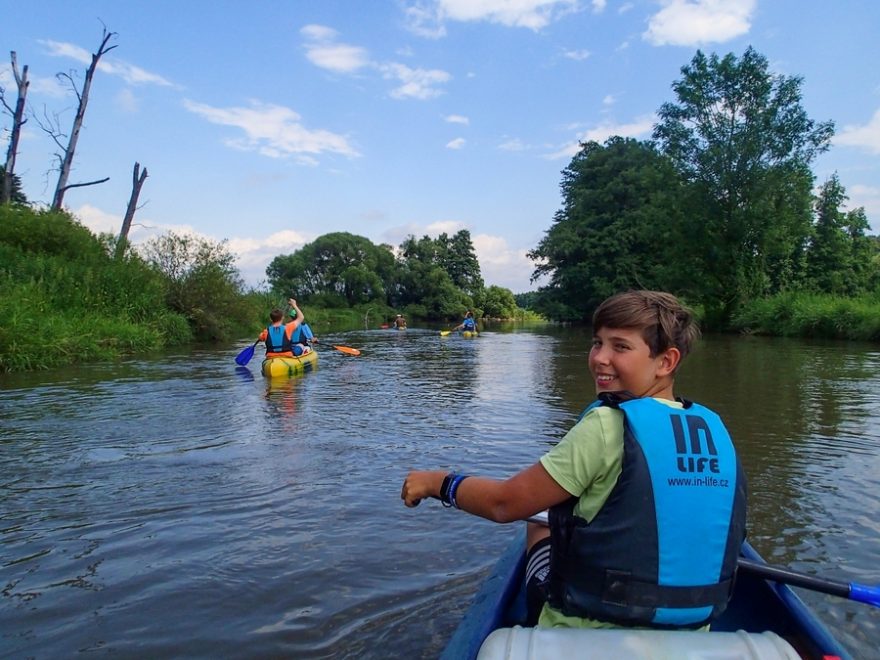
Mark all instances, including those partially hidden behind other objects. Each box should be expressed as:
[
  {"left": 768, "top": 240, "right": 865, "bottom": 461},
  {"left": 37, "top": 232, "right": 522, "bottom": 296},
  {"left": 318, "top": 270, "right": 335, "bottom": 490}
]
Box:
[
  {"left": 401, "top": 290, "right": 746, "bottom": 629},
  {"left": 258, "top": 298, "right": 306, "bottom": 358}
]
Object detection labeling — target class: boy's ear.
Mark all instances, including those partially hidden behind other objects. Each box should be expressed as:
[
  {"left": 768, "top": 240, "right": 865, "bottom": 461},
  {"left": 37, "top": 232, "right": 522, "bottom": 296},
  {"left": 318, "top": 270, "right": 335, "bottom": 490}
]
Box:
[{"left": 657, "top": 347, "right": 681, "bottom": 376}]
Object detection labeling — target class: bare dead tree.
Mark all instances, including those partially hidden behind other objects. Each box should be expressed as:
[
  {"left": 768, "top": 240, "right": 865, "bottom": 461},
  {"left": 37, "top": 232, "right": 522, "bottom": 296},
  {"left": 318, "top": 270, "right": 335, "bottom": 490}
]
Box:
[
  {"left": 115, "top": 161, "right": 148, "bottom": 260},
  {"left": 50, "top": 28, "right": 117, "bottom": 211},
  {"left": 1, "top": 51, "right": 29, "bottom": 205}
]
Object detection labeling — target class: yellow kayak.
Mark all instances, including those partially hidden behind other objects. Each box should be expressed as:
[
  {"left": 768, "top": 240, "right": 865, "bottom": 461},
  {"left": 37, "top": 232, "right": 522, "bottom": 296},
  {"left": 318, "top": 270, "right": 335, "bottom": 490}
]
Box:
[
  {"left": 261, "top": 350, "right": 319, "bottom": 377},
  {"left": 462, "top": 330, "right": 479, "bottom": 338}
]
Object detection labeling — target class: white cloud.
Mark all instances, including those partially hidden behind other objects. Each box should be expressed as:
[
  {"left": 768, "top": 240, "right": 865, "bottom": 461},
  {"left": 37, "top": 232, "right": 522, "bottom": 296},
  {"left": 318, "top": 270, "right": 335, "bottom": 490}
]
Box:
[
  {"left": 404, "top": 0, "right": 579, "bottom": 36},
  {"left": 424, "top": 0, "right": 580, "bottom": 31},
  {"left": 300, "top": 25, "right": 370, "bottom": 73},
  {"left": 563, "top": 49, "right": 590, "bottom": 61},
  {"left": 72, "top": 203, "right": 313, "bottom": 288},
  {"left": 380, "top": 62, "right": 451, "bottom": 100},
  {"left": 498, "top": 137, "right": 528, "bottom": 151},
  {"left": 300, "top": 24, "right": 451, "bottom": 99},
  {"left": 115, "top": 88, "right": 139, "bottom": 112},
  {"left": 473, "top": 233, "right": 543, "bottom": 292},
  {"left": 40, "top": 39, "right": 175, "bottom": 86},
  {"left": 446, "top": 137, "right": 466, "bottom": 149},
  {"left": 592, "top": 0, "right": 607, "bottom": 12},
  {"left": 835, "top": 109, "right": 880, "bottom": 155},
  {"left": 445, "top": 114, "right": 470, "bottom": 125},
  {"left": 183, "top": 99, "right": 360, "bottom": 161},
  {"left": 300, "top": 24, "right": 338, "bottom": 41},
  {"left": 603, "top": 94, "right": 616, "bottom": 106},
  {"left": 643, "top": 0, "right": 755, "bottom": 47},
  {"left": 847, "top": 184, "right": 880, "bottom": 229},
  {"left": 544, "top": 115, "right": 655, "bottom": 159}
]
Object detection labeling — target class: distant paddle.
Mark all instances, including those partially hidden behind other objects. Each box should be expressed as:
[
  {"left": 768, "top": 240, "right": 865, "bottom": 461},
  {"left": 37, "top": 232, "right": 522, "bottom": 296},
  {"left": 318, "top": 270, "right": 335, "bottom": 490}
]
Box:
[
  {"left": 440, "top": 329, "right": 454, "bottom": 336},
  {"left": 333, "top": 345, "right": 361, "bottom": 356},
  {"left": 234, "top": 341, "right": 259, "bottom": 366}
]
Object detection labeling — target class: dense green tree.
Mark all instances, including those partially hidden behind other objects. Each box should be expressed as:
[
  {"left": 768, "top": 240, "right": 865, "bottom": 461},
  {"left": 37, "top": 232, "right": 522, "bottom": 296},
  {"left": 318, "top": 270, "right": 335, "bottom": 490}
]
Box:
[
  {"left": 141, "top": 231, "right": 248, "bottom": 340},
  {"left": 266, "top": 232, "right": 395, "bottom": 306},
  {"left": 529, "top": 137, "right": 686, "bottom": 321},
  {"left": 481, "top": 285, "right": 518, "bottom": 318},
  {"left": 0, "top": 165, "right": 27, "bottom": 204},
  {"left": 654, "top": 47, "right": 833, "bottom": 324},
  {"left": 437, "top": 230, "right": 484, "bottom": 297},
  {"left": 806, "top": 175, "right": 875, "bottom": 295},
  {"left": 396, "top": 234, "right": 472, "bottom": 317}
]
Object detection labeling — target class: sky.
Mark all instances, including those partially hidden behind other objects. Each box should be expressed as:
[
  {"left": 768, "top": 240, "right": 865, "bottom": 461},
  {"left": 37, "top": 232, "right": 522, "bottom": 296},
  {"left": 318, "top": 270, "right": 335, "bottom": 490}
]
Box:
[{"left": 3, "top": 1, "right": 880, "bottom": 294}]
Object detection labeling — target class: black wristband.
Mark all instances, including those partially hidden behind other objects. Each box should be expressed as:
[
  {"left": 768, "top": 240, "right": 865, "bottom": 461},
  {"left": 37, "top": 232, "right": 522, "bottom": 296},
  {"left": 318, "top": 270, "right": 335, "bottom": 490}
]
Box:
[{"left": 439, "top": 473, "right": 457, "bottom": 507}]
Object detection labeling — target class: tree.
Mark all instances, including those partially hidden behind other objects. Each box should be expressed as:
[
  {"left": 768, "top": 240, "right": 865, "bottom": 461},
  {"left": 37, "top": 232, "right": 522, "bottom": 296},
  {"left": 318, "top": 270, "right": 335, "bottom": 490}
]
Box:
[
  {"left": 396, "top": 234, "right": 471, "bottom": 318},
  {"left": 1, "top": 51, "right": 29, "bottom": 205},
  {"left": 49, "top": 28, "right": 116, "bottom": 210},
  {"left": 115, "top": 162, "right": 148, "bottom": 260},
  {"left": 806, "top": 175, "right": 875, "bottom": 295},
  {"left": 0, "top": 166, "right": 26, "bottom": 204},
  {"left": 266, "top": 232, "right": 395, "bottom": 306},
  {"left": 653, "top": 47, "right": 833, "bottom": 324},
  {"left": 438, "top": 230, "right": 484, "bottom": 297},
  {"left": 529, "top": 137, "right": 686, "bottom": 321},
  {"left": 481, "top": 285, "right": 518, "bottom": 319},
  {"left": 141, "top": 231, "right": 247, "bottom": 340}
]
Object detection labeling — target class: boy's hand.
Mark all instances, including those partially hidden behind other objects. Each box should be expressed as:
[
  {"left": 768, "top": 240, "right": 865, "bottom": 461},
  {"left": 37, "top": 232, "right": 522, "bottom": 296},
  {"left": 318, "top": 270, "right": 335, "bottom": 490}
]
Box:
[{"left": 401, "top": 470, "right": 445, "bottom": 507}]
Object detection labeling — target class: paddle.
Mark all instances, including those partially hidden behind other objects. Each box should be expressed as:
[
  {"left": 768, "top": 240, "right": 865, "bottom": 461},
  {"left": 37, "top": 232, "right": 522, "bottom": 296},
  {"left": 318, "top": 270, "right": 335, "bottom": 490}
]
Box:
[
  {"left": 440, "top": 329, "right": 455, "bottom": 336},
  {"left": 332, "top": 345, "right": 361, "bottom": 356},
  {"left": 234, "top": 341, "right": 259, "bottom": 366},
  {"left": 525, "top": 512, "right": 880, "bottom": 608},
  {"left": 737, "top": 558, "right": 880, "bottom": 608}
]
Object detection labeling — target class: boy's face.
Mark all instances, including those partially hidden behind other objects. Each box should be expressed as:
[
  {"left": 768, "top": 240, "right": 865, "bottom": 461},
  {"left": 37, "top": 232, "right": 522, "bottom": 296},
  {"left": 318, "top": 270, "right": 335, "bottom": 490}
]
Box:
[{"left": 589, "top": 326, "right": 674, "bottom": 398}]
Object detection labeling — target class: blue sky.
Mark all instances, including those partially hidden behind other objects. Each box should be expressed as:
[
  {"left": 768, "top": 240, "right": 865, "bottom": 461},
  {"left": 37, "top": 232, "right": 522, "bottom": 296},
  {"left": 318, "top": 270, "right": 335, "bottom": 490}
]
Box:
[{"left": 3, "top": 1, "right": 879, "bottom": 293}]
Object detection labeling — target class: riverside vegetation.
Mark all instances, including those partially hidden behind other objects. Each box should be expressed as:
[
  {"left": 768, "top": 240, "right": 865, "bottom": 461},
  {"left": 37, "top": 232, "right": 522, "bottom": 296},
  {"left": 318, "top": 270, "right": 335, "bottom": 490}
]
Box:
[{"left": 3, "top": 47, "right": 880, "bottom": 373}]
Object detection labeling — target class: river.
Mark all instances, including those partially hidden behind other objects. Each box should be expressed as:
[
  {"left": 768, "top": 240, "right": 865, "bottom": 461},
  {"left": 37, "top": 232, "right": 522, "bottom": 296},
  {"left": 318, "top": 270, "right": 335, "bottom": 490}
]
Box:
[{"left": 1, "top": 325, "right": 878, "bottom": 659}]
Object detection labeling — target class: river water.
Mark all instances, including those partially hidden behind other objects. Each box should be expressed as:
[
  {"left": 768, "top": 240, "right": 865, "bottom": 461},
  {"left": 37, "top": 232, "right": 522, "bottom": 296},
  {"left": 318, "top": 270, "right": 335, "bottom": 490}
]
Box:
[{"left": 1, "top": 326, "right": 878, "bottom": 659}]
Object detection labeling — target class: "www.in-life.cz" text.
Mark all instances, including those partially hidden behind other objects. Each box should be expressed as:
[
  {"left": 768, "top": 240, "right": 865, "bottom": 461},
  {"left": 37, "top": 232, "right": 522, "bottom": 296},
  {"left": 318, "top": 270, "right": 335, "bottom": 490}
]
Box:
[{"left": 667, "top": 476, "right": 729, "bottom": 488}]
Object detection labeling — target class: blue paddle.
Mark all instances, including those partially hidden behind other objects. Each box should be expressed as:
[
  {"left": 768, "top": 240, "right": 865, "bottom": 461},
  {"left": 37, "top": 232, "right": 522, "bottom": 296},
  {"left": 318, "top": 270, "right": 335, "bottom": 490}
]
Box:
[
  {"left": 234, "top": 341, "right": 259, "bottom": 366},
  {"left": 737, "top": 558, "right": 880, "bottom": 608}
]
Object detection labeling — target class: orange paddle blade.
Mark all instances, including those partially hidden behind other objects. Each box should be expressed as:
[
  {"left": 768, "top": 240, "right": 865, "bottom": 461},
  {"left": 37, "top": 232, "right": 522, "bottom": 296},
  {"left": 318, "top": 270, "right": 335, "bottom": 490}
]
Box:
[{"left": 333, "top": 345, "right": 361, "bottom": 356}]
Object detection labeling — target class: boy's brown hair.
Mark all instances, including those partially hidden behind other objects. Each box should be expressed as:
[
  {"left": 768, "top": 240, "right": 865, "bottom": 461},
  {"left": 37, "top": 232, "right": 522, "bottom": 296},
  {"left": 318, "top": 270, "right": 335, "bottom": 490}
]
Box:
[
  {"left": 269, "top": 308, "right": 284, "bottom": 323},
  {"left": 592, "top": 291, "right": 700, "bottom": 366}
]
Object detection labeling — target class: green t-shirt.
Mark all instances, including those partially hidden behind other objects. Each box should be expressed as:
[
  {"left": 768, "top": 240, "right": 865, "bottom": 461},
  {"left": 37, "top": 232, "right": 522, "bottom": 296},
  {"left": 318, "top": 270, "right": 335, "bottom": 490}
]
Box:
[{"left": 537, "top": 398, "right": 684, "bottom": 628}]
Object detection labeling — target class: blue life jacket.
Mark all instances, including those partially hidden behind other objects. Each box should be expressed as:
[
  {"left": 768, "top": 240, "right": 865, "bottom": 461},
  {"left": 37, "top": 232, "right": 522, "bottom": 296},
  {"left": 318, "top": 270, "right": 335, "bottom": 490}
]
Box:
[
  {"left": 546, "top": 392, "right": 747, "bottom": 628},
  {"left": 291, "top": 323, "right": 313, "bottom": 344},
  {"left": 265, "top": 325, "right": 292, "bottom": 354},
  {"left": 462, "top": 317, "right": 476, "bottom": 331}
]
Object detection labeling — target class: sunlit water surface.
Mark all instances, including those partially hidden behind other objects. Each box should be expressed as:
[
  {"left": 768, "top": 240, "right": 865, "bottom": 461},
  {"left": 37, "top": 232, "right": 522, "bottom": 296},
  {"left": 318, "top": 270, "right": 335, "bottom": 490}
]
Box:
[{"left": 1, "top": 327, "right": 878, "bottom": 658}]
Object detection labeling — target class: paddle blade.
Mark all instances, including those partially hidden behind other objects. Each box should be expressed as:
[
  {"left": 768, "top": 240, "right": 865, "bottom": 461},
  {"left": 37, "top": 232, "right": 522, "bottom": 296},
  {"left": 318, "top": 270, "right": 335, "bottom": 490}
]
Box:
[
  {"left": 235, "top": 342, "right": 257, "bottom": 365},
  {"left": 440, "top": 330, "right": 451, "bottom": 336},
  {"left": 850, "top": 583, "right": 880, "bottom": 608},
  {"left": 333, "top": 345, "right": 361, "bottom": 356}
]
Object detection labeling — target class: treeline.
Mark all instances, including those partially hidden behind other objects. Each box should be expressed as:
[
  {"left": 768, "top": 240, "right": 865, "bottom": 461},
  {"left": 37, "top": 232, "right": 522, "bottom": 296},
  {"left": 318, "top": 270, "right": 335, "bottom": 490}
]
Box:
[
  {"left": 265, "top": 230, "right": 521, "bottom": 321},
  {"left": 528, "top": 47, "right": 880, "bottom": 335}
]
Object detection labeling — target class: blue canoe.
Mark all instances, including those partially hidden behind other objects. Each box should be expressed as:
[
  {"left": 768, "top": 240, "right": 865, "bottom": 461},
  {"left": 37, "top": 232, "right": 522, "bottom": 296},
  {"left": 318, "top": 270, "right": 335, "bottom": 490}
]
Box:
[{"left": 441, "top": 530, "right": 851, "bottom": 660}]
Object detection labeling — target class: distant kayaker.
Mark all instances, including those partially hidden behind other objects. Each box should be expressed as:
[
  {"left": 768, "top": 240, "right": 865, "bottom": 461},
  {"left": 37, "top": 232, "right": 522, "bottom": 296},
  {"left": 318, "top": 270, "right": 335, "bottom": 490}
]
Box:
[
  {"left": 258, "top": 298, "right": 308, "bottom": 358},
  {"left": 402, "top": 290, "right": 747, "bottom": 630},
  {"left": 392, "top": 314, "right": 407, "bottom": 329},
  {"left": 453, "top": 310, "right": 476, "bottom": 333}
]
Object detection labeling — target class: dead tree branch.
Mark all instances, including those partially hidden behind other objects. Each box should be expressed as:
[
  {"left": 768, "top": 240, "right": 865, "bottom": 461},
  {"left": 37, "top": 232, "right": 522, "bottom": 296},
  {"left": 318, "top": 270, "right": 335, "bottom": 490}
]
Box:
[
  {"left": 1, "top": 51, "right": 30, "bottom": 204},
  {"left": 115, "top": 162, "right": 148, "bottom": 259},
  {"left": 50, "top": 28, "right": 117, "bottom": 210}
]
